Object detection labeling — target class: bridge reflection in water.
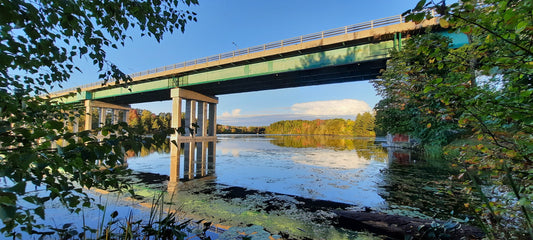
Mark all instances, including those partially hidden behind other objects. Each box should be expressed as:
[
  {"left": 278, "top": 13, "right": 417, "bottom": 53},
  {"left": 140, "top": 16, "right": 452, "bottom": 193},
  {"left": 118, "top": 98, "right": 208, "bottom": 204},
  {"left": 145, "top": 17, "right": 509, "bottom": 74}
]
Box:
[{"left": 168, "top": 139, "right": 217, "bottom": 193}]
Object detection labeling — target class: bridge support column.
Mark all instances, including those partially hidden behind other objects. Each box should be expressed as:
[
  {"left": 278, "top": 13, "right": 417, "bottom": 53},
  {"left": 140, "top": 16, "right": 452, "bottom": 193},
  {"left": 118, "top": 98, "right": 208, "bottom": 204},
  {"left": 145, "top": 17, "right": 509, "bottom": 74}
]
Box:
[
  {"left": 98, "top": 107, "right": 106, "bottom": 128},
  {"left": 112, "top": 109, "right": 120, "bottom": 125},
  {"left": 208, "top": 103, "right": 217, "bottom": 137},
  {"left": 184, "top": 99, "right": 196, "bottom": 136},
  {"left": 84, "top": 100, "right": 93, "bottom": 131},
  {"left": 197, "top": 102, "right": 208, "bottom": 137},
  {"left": 123, "top": 110, "right": 129, "bottom": 123},
  {"left": 168, "top": 142, "right": 180, "bottom": 193},
  {"left": 72, "top": 117, "right": 79, "bottom": 133},
  {"left": 170, "top": 88, "right": 218, "bottom": 141},
  {"left": 183, "top": 142, "right": 195, "bottom": 180},
  {"left": 171, "top": 93, "right": 182, "bottom": 130}
]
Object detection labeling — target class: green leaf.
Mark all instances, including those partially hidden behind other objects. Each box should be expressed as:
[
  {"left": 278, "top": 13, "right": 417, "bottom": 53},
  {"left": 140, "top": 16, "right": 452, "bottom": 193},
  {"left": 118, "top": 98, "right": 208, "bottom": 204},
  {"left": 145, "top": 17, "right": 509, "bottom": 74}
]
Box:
[
  {"left": 423, "top": 86, "right": 434, "bottom": 93},
  {"left": 35, "top": 206, "right": 45, "bottom": 219},
  {"left": 515, "top": 21, "right": 527, "bottom": 33},
  {"left": 44, "top": 120, "right": 64, "bottom": 130},
  {"left": 0, "top": 205, "right": 16, "bottom": 221},
  {"left": 0, "top": 193, "right": 16, "bottom": 206},
  {"left": 6, "top": 181, "right": 26, "bottom": 195},
  {"left": 414, "top": 0, "right": 427, "bottom": 11}
]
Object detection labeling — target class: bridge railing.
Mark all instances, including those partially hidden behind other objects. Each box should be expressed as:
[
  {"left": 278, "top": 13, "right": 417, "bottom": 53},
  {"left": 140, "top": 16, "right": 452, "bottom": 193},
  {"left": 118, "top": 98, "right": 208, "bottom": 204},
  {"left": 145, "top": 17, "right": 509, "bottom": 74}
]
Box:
[{"left": 53, "top": 14, "right": 407, "bottom": 95}]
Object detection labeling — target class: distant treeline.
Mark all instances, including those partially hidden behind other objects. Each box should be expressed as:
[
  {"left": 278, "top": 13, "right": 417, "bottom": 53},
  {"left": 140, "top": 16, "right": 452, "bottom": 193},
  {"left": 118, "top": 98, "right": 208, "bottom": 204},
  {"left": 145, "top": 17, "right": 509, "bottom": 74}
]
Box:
[
  {"left": 126, "top": 109, "right": 268, "bottom": 135},
  {"left": 118, "top": 109, "right": 377, "bottom": 137},
  {"left": 128, "top": 109, "right": 172, "bottom": 133},
  {"left": 216, "top": 125, "right": 266, "bottom": 134},
  {"left": 265, "top": 112, "right": 377, "bottom": 137}
]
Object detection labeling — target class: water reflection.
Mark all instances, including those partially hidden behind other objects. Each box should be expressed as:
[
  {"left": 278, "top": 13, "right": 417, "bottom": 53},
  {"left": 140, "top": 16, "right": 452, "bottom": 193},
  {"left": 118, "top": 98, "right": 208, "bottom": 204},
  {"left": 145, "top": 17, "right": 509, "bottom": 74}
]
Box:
[
  {"left": 379, "top": 148, "right": 469, "bottom": 219},
  {"left": 125, "top": 139, "right": 216, "bottom": 193},
  {"left": 291, "top": 151, "right": 371, "bottom": 169},
  {"left": 168, "top": 140, "right": 216, "bottom": 192},
  {"left": 270, "top": 135, "right": 389, "bottom": 165},
  {"left": 125, "top": 135, "right": 465, "bottom": 218},
  {"left": 213, "top": 135, "right": 390, "bottom": 207},
  {"left": 270, "top": 135, "right": 376, "bottom": 150},
  {"left": 125, "top": 141, "right": 171, "bottom": 158}
]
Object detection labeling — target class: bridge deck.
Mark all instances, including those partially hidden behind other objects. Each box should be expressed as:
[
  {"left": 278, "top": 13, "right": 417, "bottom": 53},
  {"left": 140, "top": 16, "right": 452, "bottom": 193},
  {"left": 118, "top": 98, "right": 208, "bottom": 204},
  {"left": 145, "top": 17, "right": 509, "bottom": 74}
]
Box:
[{"left": 52, "top": 16, "right": 442, "bottom": 105}]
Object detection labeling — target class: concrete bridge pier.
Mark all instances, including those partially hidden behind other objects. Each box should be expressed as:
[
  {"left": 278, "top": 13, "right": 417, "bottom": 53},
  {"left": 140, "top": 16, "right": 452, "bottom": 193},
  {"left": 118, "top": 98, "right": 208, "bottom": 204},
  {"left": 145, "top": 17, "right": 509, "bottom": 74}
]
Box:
[
  {"left": 84, "top": 100, "right": 92, "bottom": 131},
  {"left": 83, "top": 100, "right": 131, "bottom": 131},
  {"left": 170, "top": 88, "right": 218, "bottom": 141},
  {"left": 72, "top": 117, "right": 79, "bottom": 133},
  {"left": 168, "top": 88, "right": 218, "bottom": 192},
  {"left": 98, "top": 107, "right": 106, "bottom": 128}
]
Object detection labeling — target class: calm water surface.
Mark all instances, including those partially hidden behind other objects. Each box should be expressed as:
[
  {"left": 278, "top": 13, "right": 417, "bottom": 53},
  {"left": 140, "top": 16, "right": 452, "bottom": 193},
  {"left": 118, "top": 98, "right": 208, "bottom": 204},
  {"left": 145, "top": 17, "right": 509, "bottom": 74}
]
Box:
[
  {"left": 128, "top": 135, "right": 388, "bottom": 207},
  {"left": 124, "top": 134, "right": 466, "bottom": 239}
]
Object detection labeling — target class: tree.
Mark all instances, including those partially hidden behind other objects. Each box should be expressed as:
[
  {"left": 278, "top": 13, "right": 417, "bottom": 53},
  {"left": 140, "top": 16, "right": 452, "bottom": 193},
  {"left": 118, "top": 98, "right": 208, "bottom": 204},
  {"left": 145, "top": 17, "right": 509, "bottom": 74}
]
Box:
[
  {"left": 375, "top": 0, "right": 532, "bottom": 238},
  {"left": 264, "top": 118, "right": 374, "bottom": 136},
  {"left": 353, "top": 112, "right": 376, "bottom": 137},
  {"left": 373, "top": 33, "right": 463, "bottom": 145},
  {"left": 151, "top": 113, "right": 164, "bottom": 131},
  {"left": 128, "top": 109, "right": 142, "bottom": 130},
  {"left": 0, "top": 0, "right": 198, "bottom": 237},
  {"left": 140, "top": 110, "right": 153, "bottom": 133},
  {"left": 160, "top": 113, "right": 171, "bottom": 129}
]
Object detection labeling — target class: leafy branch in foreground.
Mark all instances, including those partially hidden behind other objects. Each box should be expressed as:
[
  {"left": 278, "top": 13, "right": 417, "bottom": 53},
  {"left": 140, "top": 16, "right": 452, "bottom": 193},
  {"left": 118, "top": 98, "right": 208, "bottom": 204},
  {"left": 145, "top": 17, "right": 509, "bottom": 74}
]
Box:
[
  {"left": 0, "top": 0, "right": 198, "bottom": 237},
  {"left": 375, "top": 0, "right": 531, "bottom": 238}
]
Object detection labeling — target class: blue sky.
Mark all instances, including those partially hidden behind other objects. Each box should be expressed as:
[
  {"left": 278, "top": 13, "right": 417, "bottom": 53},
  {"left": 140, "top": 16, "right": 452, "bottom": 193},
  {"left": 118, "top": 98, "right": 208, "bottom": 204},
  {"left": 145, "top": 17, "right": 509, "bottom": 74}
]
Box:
[{"left": 62, "top": 0, "right": 422, "bottom": 126}]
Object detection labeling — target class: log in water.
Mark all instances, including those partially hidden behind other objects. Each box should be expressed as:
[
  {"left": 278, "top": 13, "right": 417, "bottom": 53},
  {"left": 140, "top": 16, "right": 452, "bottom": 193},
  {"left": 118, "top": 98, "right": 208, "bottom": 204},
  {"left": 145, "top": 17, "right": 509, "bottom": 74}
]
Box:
[{"left": 334, "top": 210, "right": 485, "bottom": 240}]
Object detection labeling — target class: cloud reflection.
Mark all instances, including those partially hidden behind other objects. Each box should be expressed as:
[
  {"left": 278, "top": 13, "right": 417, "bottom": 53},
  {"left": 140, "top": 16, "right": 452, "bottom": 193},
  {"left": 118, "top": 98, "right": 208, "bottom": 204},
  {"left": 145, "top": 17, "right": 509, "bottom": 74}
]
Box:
[{"left": 291, "top": 150, "right": 369, "bottom": 169}]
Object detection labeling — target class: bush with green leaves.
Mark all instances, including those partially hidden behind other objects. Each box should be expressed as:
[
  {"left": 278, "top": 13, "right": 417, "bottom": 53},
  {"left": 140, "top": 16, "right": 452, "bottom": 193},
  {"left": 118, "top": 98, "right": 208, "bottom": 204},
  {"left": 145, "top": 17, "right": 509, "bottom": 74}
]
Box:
[
  {"left": 0, "top": 0, "right": 198, "bottom": 237},
  {"left": 374, "top": 0, "right": 531, "bottom": 238}
]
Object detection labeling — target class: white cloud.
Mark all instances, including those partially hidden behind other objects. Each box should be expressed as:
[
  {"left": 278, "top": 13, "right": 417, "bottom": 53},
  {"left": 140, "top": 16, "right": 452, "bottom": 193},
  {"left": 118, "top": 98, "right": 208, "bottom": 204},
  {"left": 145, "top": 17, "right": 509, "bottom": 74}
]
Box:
[
  {"left": 217, "top": 99, "right": 372, "bottom": 126},
  {"left": 231, "top": 109, "right": 241, "bottom": 116},
  {"left": 221, "top": 108, "right": 241, "bottom": 117},
  {"left": 291, "top": 99, "right": 371, "bottom": 116}
]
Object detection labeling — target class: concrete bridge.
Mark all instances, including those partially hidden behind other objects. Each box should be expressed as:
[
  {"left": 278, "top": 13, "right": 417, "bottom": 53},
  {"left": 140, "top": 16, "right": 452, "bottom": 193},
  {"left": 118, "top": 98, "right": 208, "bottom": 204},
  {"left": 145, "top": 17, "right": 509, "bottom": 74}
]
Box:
[{"left": 50, "top": 14, "right": 467, "bottom": 141}]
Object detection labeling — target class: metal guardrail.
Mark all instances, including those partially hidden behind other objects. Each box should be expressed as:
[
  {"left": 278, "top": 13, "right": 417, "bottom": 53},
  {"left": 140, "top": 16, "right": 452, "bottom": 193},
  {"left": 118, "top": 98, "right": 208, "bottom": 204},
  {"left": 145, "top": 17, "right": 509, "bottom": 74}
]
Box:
[{"left": 53, "top": 14, "right": 406, "bottom": 95}]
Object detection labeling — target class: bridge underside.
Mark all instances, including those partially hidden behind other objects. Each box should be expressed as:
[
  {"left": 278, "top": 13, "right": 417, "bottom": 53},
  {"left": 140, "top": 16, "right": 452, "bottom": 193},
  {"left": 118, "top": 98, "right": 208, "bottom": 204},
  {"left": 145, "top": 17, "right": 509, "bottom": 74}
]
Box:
[{"left": 95, "top": 59, "right": 386, "bottom": 105}]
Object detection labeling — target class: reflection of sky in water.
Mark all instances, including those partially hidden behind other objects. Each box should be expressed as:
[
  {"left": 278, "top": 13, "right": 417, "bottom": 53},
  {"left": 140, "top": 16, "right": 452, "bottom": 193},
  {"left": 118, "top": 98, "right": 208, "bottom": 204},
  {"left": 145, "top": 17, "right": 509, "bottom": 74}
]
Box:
[
  {"left": 128, "top": 135, "right": 389, "bottom": 208},
  {"left": 127, "top": 152, "right": 171, "bottom": 176},
  {"left": 215, "top": 136, "right": 388, "bottom": 208}
]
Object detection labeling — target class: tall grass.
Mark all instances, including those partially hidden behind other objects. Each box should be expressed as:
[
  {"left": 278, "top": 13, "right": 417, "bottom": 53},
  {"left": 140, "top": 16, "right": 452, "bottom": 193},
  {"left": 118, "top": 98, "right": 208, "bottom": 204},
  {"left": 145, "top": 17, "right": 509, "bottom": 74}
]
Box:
[{"left": 37, "top": 191, "right": 212, "bottom": 240}]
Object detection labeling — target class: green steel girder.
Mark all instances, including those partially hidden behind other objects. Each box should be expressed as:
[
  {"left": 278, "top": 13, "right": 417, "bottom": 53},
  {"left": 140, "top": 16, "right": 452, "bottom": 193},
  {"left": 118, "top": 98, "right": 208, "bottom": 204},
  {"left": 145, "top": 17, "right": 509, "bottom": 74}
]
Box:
[
  {"left": 88, "top": 40, "right": 394, "bottom": 104},
  {"left": 59, "top": 31, "right": 468, "bottom": 105}
]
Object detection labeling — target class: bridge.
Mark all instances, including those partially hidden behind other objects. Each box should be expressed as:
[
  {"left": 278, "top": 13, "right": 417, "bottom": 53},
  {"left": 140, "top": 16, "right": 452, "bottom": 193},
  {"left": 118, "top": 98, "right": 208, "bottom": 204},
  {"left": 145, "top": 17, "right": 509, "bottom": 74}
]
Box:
[{"left": 50, "top": 14, "right": 468, "bottom": 142}]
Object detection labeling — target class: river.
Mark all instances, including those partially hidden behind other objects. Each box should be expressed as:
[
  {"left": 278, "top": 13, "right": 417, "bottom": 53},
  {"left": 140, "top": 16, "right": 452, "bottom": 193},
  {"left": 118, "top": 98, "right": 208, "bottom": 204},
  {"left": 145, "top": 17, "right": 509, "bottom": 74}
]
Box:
[{"left": 120, "top": 134, "right": 468, "bottom": 239}]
